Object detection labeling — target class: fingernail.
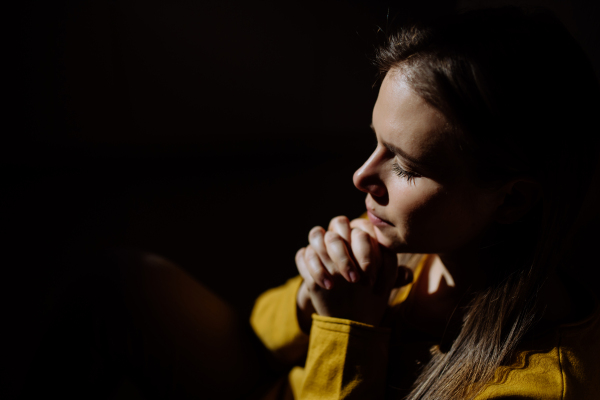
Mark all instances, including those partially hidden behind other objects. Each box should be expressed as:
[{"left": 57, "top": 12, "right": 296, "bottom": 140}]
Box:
[
  {"left": 349, "top": 271, "right": 358, "bottom": 283},
  {"left": 323, "top": 278, "right": 332, "bottom": 289}
]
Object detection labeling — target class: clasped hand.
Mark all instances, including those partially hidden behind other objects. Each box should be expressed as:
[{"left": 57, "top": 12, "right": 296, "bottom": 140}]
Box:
[{"left": 296, "top": 216, "right": 413, "bottom": 327}]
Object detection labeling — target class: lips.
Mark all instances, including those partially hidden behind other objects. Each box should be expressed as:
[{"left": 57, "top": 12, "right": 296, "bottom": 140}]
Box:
[{"left": 367, "top": 210, "right": 394, "bottom": 227}]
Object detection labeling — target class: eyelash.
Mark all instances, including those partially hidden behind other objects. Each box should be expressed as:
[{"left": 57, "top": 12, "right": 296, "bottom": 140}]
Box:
[{"left": 392, "top": 162, "right": 419, "bottom": 184}]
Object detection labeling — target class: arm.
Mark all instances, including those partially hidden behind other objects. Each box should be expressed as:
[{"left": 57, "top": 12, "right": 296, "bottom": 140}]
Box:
[
  {"left": 250, "top": 275, "right": 310, "bottom": 368},
  {"left": 289, "top": 216, "right": 412, "bottom": 399},
  {"left": 250, "top": 275, "right": 393, "bottom": 400},
  {"left": 292, "top": 315, "right": 392, "bottom": 400},
  {"left": 295, "top": 216, "right": 412, "bottom": 327}
]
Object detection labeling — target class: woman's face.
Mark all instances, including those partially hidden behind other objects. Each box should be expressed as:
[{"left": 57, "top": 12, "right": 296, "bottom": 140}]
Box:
[{"left": 353, "top": 70, "right": 503, "bottom": 254}]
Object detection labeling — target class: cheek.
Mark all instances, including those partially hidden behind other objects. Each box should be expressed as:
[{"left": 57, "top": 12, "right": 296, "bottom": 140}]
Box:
[
  {"left": 405, "top": 187, "right": 494, "bottom": 253},
  {"left": 386, "top": 181, "right": 443, "bottom": 245},
  {"left": 382, "top": 178, "right": 495, "bottom": 253},
  {"left": 390, "top": 186, "right": 432, "bottom": 225}
]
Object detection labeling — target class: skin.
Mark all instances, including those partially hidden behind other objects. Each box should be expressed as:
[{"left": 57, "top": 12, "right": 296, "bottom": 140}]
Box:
[{"left": 295, "top": 69, "right": 551, "bottom": 331}]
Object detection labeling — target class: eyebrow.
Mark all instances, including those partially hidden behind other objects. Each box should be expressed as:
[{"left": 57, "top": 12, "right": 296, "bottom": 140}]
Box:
[{"left": 369, "top": 123, "right": 429, "bottom": 167}]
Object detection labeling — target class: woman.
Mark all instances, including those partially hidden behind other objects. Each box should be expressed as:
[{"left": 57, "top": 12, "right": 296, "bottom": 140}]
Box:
[
  {"left": 251, "top": 6, "right": 600, "bottom": 400},
  {"left": 22, "top": 6, "right": 599, "bottom": 400}
]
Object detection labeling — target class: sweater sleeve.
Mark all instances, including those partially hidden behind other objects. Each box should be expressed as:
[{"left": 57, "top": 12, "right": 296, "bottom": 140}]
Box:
[
  {"left": 289, "top": 315, "right": 391, "bottom": 400},
  {"left": 250, "top": 275, "right": 310, "bottom": 367}
]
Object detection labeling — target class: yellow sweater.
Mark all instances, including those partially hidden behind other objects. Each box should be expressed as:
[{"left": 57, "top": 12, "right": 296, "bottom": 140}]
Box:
[{"left": 250, "top": 259, "right": 600, "bottom": 399}]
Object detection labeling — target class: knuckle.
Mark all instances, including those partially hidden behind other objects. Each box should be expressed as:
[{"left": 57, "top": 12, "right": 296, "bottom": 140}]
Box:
[
  {"left": 324, "top": 231, "right": 341, "bottom": 244},
  {"left": 356, "top": 251, "right": 372, "bottom": 266},
  {"left": 312, "top": 268, "right": 328, "bottom": 283},
  {"left": 309, "top": 226, "right": 324, "bottom": 240},
  {"left": 305, "top": 279, "right": 318, "bottom": 292},
  {"left": 357, "top": 253, "right": 374, "bottom": 267},
  {"left": 350, "top": 219, "right": 375, "bottom": 237},
  {"left": 353, "top": 228, "right": 370, "bottom": 241},
  {"left": 333, "top": 252, "right": 351, "bottom": 270},
  {"left": 329, "top": 215, "right": 348, "bottom": 230},
  {"left": 334, "top": 216, "right": 351, "bottom": 232},
  {"left": 340, "top": 261, "right": 353, "bottom": 273},
  {"left": 333, "top": 215, "right": 349, "bottom": 224},
  {"left": 305, "top": 249, "right": 320, "bottom": 264}
]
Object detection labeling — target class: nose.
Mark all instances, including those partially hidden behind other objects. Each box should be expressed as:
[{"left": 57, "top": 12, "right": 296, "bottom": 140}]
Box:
[{"left": 353, "top": 149, "right": 387, "bottom": 198}]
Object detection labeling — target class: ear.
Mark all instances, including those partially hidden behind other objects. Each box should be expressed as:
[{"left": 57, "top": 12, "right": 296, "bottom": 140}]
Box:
[{"left": 495, "top": 179, "right": 542, "bottom": 225}]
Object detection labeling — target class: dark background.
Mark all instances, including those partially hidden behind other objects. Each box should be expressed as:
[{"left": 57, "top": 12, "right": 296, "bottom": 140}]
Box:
[{"left": 4, "top": 0, "right": 599, "bottom": 397}]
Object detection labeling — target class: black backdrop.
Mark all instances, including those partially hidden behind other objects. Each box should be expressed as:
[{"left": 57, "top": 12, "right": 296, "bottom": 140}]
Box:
[{"left": 4, "top": 0, "right": 599, "bottom": 397}]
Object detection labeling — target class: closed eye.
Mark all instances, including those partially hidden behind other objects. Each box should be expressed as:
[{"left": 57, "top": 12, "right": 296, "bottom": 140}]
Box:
[{"left": 392, "top": 162, "right": 419, "bottom": 184}]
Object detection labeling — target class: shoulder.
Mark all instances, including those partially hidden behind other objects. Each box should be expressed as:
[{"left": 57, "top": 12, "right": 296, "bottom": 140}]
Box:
[
  {"left": 477, "top": 297, "right": 600, "bottom": 400},
  {"left": 555, "top": 297, "right": 600, "bottom": 399}
]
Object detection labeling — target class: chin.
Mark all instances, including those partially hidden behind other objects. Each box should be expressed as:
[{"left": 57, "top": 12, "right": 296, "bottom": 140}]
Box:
[
  {"left": 375, "top": 228, "right": 424, "bottom": 254},
  {"left": 374, "top": 228, "right": 403, "bottom": 252}
]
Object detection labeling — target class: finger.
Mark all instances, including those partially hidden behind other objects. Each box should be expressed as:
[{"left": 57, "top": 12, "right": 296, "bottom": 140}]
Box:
[
  {"left": 324, "top": 231, "right": 359, "bottom": 283},
  {"left": 308, "top": 226, "right": 335, "bottom": 275},
  {"left": 350, "top": 228, "right": 379, "bottom": 285},
  {"left": 349, "top": 218, "right": 376, "bottom": 238},
  {"left": 304, "top": 246, "right": 333, "bottom": 290},
  {"left": 328, "top": 216, "right": 351, "bottom": 243},
  {"left": 295, "top": 248, "right": 315, "bottom": 289}
]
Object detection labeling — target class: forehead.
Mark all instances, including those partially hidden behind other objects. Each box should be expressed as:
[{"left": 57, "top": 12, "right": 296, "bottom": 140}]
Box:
[{"left": 373, "top": 70, "right": 459, "bottom": 176}]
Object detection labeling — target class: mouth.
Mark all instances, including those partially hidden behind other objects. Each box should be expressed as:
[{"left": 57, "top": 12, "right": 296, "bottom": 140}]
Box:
[{"left": 367, "top": 210, "right": 394, "bottom": 227}]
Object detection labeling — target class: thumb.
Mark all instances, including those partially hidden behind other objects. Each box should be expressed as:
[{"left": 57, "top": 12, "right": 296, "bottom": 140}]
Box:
[
  {"left": 374, "top": 246, "right": 404, "bottom": 294},
  {"left": 350, "top": 217, "right": 376, "bottom": 239}
]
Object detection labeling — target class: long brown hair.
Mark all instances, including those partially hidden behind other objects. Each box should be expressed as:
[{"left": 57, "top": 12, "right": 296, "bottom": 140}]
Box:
[{"left": 375, "top": 7, "right": 600, "bottom": 399}]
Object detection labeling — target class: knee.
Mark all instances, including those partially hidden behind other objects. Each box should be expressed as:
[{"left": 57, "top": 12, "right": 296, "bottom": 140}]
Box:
[
  {"left": 98, "top": 248, "right": 181, "bottom": 284},
  {"left": 102, "top": 249, "right": 203, "bottom": 312}
]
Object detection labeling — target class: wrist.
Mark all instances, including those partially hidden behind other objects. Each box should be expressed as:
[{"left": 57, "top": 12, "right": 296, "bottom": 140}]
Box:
[{"left": 296, "top": 281, "right": 315, "bottom": 334}]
